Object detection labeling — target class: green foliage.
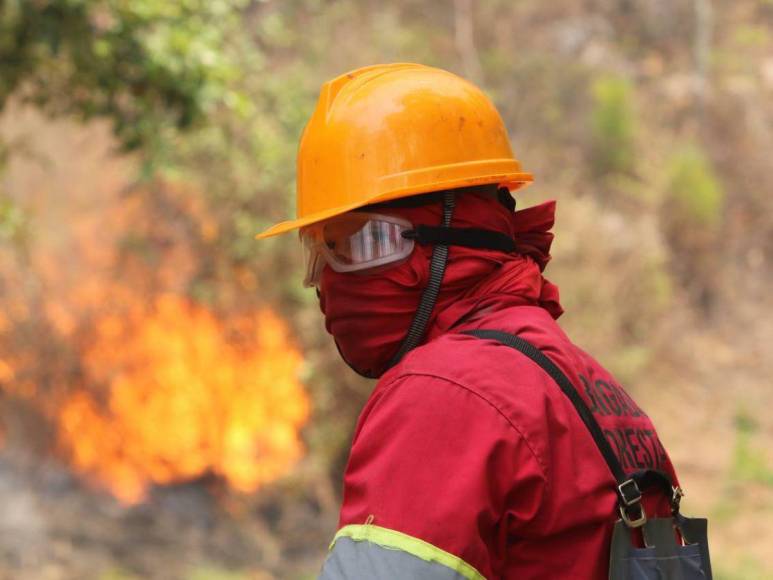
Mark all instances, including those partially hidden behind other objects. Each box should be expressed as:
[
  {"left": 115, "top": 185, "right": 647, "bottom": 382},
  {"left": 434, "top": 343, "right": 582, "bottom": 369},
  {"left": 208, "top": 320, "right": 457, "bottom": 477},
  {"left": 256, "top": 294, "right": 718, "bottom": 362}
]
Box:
[
  {"left": 712, "top": 409, "right": 773, "bottom": 526},
  {"left": 164, "top": 63, "right": 316, "bottom": 269},
  {"left": 709, "top": 409, "right": 773, "bottom": 580},
  {"left": 590, "top": 75, "right": 637, "bottom": 177},
  {"left": 0, "top": 195, "right": 28, "bottom": 244},
  {"left": 666, "top": 145, "right": 724, "bottom": 228},
  {"left": 732, "top": 409, "right": 773, "bottom": 486},
  {"left": 715, "top": 557, "right": 773, "bottom": 580},
  {"left": 732, "top": 24, "right": 770, "bottom": 48},
  {"left": 0, "top": 0, "right": 247, "bottom": 151}
]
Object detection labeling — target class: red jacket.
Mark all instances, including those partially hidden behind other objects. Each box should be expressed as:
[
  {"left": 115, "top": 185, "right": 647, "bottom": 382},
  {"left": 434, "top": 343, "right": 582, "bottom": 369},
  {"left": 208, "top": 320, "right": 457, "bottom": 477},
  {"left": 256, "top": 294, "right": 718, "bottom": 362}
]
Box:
[{"left": 324, "top": 304, "right": 678, "bottom": 579}]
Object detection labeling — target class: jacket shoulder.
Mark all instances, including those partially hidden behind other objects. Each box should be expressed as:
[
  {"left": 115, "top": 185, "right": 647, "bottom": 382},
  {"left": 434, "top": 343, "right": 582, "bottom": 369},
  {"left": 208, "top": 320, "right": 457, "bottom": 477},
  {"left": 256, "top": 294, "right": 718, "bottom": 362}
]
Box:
[{"left": 385, "top": 323, "right": 565, "bottom": 416}]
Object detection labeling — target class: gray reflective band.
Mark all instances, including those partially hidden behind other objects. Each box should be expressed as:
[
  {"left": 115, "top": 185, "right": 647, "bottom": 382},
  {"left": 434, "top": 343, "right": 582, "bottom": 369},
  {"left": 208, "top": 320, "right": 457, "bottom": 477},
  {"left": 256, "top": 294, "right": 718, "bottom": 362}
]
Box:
[
  {"left": 319, "top": 537, "right": 473, "bottom": 580},
  {"left": 319, "top": 525, "right": 485, "bottom": 580}
]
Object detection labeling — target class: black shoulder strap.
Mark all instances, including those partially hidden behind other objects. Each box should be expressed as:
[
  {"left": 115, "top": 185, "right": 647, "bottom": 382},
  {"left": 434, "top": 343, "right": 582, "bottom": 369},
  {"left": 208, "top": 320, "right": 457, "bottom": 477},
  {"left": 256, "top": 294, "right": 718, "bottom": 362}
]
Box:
[{"left": 462, "top": 329, "right": 649, "bottom": 525}]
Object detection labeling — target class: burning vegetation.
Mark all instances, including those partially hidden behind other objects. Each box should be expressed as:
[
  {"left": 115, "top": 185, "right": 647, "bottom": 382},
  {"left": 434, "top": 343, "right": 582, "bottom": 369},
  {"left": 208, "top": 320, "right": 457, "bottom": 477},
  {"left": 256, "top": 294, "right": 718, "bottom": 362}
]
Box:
[
  {"left": 57, "top": 296, "right": 309, "bottom": 503},
  {"left": 0, "top": 160, "right": 310, "bottom": 504}
]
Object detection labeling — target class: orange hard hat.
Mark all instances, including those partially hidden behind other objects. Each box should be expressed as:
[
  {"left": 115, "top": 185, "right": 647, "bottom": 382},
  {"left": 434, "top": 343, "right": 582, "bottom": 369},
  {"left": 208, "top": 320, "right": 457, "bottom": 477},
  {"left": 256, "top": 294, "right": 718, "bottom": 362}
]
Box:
[{"left": 256, "top": 63, "right": 533, "bottom": 239}]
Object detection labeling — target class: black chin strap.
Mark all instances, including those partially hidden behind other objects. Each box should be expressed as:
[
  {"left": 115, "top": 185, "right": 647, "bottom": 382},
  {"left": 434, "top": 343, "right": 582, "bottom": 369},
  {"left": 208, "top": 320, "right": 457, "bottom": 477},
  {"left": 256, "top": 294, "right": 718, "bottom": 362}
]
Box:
[{"left": 383, "top": 192, "right": 456, "bottom": 372}]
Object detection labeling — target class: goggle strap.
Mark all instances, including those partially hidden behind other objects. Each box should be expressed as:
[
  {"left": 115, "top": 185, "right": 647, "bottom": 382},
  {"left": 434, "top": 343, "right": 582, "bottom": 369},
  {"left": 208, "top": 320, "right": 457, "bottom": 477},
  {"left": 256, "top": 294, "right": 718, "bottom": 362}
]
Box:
[{"left": 403, "top": 225, "right": 516, "bottom": 253}]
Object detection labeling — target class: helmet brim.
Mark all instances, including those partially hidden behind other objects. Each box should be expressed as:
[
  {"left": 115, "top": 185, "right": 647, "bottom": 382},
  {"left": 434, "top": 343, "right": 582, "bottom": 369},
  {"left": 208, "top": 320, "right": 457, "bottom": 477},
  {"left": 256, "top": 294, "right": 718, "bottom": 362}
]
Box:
[{"left": 255, "top": 172, "right": 533, "bottom": 239}]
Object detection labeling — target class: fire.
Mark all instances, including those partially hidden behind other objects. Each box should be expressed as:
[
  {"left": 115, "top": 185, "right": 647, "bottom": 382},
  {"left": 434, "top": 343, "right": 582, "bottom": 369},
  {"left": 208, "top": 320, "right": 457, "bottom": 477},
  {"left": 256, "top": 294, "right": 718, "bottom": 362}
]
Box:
[
  {"left": 57, "top": 295, "right": 310, "bottom": 503},
  {"left": 0, "top": 125, "right": 310, "bottom": 503}
]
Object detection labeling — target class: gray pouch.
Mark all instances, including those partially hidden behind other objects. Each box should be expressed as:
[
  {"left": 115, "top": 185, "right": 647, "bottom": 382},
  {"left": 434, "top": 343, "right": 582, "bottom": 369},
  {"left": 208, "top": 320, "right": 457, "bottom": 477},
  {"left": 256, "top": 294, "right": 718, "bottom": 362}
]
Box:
[{"left": 609, "top": 515, "right": 712, "bottom": 580}]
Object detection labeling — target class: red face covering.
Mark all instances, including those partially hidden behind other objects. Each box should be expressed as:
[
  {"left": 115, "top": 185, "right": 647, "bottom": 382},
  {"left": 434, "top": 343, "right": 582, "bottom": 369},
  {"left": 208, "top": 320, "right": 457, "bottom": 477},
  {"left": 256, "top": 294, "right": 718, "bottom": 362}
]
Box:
[{"left": 318, "top": 192, "right": 562, "bottom": 378}]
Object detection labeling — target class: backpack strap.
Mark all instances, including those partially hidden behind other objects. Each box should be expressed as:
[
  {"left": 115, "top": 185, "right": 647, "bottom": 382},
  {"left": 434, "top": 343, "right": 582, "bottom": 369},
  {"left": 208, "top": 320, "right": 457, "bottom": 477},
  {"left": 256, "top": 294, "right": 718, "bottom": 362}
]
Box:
[{"left": 461, "top": 329, "right": 653, "bottom": 527}]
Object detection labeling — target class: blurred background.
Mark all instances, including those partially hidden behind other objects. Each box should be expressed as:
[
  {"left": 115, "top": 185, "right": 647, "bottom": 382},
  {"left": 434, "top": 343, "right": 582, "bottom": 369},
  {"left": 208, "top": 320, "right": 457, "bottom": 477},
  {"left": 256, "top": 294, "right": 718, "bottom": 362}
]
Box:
[{"left": 0, "top": 1, "right": 771, "bottom": 578}]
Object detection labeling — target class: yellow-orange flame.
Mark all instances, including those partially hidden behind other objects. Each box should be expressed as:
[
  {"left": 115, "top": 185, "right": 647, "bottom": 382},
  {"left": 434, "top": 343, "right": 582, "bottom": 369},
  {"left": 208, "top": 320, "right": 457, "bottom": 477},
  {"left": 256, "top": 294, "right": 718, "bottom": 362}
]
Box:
[{"left": 58, "top": 295, "right": 309, "bottom": 503}]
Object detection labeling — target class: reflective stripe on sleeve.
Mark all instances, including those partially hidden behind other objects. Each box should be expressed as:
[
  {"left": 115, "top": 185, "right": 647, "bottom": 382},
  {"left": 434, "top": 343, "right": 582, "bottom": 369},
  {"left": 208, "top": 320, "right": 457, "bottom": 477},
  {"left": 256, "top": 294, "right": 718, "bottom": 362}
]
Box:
[{"left": 319, "top": 524, "right": 486, "bottom": 580}]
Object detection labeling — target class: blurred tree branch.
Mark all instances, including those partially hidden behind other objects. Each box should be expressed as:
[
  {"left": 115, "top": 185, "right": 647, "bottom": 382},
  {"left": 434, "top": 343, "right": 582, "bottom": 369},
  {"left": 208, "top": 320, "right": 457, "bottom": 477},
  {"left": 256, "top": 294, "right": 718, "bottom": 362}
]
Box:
[
  {"left": 454, "top": 0, "right": 482, "bottom": 84},
  {"left": 0, "top": 0, "right": 248, "bottom": 152},
  {"left": 693, "top": 0, "right": 714, "bottom": 111}
]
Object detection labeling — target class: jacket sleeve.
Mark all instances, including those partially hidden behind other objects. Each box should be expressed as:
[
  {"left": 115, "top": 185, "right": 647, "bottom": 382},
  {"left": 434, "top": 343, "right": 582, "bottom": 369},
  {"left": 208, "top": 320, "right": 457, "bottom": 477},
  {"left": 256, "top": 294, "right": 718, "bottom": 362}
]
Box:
[{"left": 319, "top": 374, "right": 547, "bottom": 579}]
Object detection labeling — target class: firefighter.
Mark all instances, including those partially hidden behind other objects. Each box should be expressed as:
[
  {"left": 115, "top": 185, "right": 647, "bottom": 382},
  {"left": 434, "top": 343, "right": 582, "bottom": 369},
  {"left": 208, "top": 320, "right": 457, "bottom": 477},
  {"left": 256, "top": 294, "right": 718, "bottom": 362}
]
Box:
[{"left": 257, "top": 64, "right": 686, "bottom": 579}]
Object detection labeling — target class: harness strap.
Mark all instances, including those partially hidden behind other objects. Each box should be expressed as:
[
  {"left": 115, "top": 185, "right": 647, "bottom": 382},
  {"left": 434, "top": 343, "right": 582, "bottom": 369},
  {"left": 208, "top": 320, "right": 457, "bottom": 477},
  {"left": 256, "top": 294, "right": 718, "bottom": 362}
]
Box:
[{"left": 462, "top": 329, "right": 660, "bottom": 525}]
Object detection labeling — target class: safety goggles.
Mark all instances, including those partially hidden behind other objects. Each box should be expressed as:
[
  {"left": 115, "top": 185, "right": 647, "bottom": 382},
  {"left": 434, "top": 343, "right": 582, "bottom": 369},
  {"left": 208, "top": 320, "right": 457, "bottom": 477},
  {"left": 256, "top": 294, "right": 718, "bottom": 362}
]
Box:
[{"left": 300, "top": 212, "right": 415, "bottom": 287}]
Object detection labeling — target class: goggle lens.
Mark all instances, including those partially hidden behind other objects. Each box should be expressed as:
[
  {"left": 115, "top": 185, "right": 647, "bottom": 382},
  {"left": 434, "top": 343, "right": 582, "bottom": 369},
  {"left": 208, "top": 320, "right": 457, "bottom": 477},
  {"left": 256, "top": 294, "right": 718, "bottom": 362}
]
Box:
[
  {"left": 322, "top": 217, "right": 409, "bottom": 265},
  {"left": 301, "top": 213, "right": 414, "bottom": 287}
]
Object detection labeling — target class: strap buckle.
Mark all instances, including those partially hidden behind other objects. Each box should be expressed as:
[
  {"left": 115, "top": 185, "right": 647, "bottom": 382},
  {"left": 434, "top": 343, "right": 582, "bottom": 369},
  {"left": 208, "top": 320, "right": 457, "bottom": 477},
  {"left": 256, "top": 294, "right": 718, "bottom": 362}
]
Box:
[
  {"left": 618, "top": 478, "right": 647, "bottom": 528},
  {"left": 619, "top": 503, "right": 648, "bottom": 528},
  {"left": 617, "top": 478, "right": 642, "bottom": 507},
  {"left": 671, "top": 485, "right": 684, "bottom": 514}
]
